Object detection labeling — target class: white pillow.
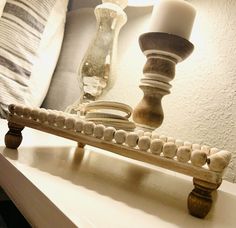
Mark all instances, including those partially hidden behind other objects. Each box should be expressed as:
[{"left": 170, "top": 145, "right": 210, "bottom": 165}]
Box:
[
  {"left": 30, "top": 0, "right": 68, "bottom": 107},
  {"left": 0, "top": 0, "right": 6, "bottom": 16},
  {"left": 42, "top": 8, "right": 97, "bottom": 111},
  {"left": 0, "top": 0, "right": 68, "bottom": 118}
]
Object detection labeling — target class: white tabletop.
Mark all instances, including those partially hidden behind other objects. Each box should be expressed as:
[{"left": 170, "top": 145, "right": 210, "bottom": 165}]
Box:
[{"left": 0, "top": 119, "right": 236, "bottom": 228}]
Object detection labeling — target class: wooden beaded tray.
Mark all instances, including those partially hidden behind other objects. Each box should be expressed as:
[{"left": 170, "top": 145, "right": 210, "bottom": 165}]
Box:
[{"left": 4, "top": 104, "right": 232, "bottom": 219}]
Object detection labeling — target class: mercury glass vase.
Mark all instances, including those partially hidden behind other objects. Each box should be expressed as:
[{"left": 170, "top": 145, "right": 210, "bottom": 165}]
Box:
[{"left": 70, "top": 0, "right": 128, "bottom": 114}]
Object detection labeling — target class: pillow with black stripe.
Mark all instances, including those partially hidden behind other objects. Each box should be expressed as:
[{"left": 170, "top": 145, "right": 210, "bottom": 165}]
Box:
[{"left": 0, "top": 0, "right": 68, "bottom": 118}]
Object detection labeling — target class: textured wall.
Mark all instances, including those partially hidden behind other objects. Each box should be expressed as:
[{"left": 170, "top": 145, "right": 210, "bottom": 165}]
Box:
[
  {"left": 160, "top": 0, "right": 236, "bottom": 181},
  {"left": 69, "top": 0, "right": 236, "bottom": 181},
  {"left": 107, "top": 0, "right": 236, "bottom": 181}
]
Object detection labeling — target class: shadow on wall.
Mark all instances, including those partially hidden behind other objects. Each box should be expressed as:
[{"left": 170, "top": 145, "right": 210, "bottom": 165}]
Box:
[{"left": 68, "top": 0, "right": 100, "bottom": 10}]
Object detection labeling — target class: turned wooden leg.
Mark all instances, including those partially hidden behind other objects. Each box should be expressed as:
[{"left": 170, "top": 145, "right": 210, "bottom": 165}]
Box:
[
  {"left": 5, "top": 122, "right": 24, "bottom": 149},
  {"left": 188, "top": 178, "right": 221, "bottom": 218},
  {"left": 77, "top": 142, "right": 85, "bottom": 149}
]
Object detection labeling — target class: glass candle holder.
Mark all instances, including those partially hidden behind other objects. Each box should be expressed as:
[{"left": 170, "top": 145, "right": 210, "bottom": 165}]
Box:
[{"left": 67, "top": 0, "right": 128, "bottom": 115}]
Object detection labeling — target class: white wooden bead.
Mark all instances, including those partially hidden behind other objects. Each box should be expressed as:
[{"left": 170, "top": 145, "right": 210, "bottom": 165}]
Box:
[
  {"left": 210, "top": 147, "right": 220, "bottom": 155},
  {"left": 192, "top": 144, "right": 201, "bottom": 150},
  {"left": 114, "top": 130, "right": 127, "bottom": 144},
  {"left": 47, "top": 113, "right": 58, "bottom": 125},
  {"left": 104, "top": 127, "right": 116, "bottom": 141},
  {"left": 184, "top": 141, "right": 192, "bottom": 149},
  {"left": 150, "top": 139, "right": 163, "bottom": 155},
  {"left": 167, "top": 137, "right": 175, "bottom": 143},
  {"left": 144, "top": 132, "right": 152, "bottom": 138},
  {"left": 8, "top": 104, "right": 16, "bottom": 114},
  {"left": 31, "top": 108, "right": 40, "bottom": 120},
  {"left": 14, "top": 105, "right": 24, "bottom": 116},
  {"left": 65, "top": 117, "right": 76, "bottom": 130},
  {"left": 175, "top": 139, "right": 184, "bottom": 148},
  {"left": 177, "top": 146, "right": 191, "bottom": 163},
  {"left": 163, "top": 142, "right": 177, "bottom": 158},
  {"left": 207, "top": 150, "right": 232, "bottom": 172},
  {"left": 159, "top": 135, "right": 167, "bottom": 142},
  {"left": 23, "top": 107, "right": 32, "bottom": 118},
  {"left": 136, "top": 130, "right": 144, "bottom": 137},
  {"left": 151, "top": 132, "right": 159, "bottom": 139},
  {"left": 201, "top": 145, "right": 210, "bottom": 155},
  {"left": 138, "top": 136, "right": 151, "bottom": 151},
  {"left": 218, "top": 150, "right": 232, "bottom": 163},
  {"left": 126, "top": 132, "right": 139, "bottom": 147},
  {"left": 83, "top": 121, "right": 95, "bottom": 135},
  {"left": 94, "top": 124, "right": 105, "bottom": 139},
  {"left": 191, "top": 150, "right": 207, "bottom": 167},
  {"left": 38, "top": 109, "right": 48, "bottom": 122},
  {"left": 75, "top": 120, "right": 84, "bottom": 132},
  {"left": 58, "top": 111, "right": 65, "bottom": 115},
  {"left": 70, "top": 114, "right": 77, "bottom": 119},
  {"left": 55, "top": 114, "right": 66, "bottom": 128},
  {"left": 55, "top": 115, "right": 65, "bottom": 128}
]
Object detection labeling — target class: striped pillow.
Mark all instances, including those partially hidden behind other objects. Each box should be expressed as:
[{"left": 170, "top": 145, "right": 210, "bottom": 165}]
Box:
[{"left": 0, "top": 0, "right": 67, "bottom": 118}]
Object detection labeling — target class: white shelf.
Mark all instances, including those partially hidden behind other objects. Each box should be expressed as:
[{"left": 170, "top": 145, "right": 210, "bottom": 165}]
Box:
[{"left": 1, "top": 119, "right": 236, "bottom": 227}]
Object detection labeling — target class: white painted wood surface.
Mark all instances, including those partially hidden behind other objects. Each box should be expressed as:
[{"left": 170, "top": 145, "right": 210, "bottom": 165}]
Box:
[{"left": 1, "top": 119, "right": 236, "bottom": 227}]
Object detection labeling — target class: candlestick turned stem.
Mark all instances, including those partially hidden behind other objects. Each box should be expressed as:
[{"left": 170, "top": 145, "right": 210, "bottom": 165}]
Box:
[{"left": 133, "top": 32, "right": 194, "bottom": 129}]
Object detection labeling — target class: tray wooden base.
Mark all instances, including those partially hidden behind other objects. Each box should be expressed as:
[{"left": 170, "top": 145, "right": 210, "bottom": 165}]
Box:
[{"left": 4, "top": 104, "right": 232, "bottom": 219}]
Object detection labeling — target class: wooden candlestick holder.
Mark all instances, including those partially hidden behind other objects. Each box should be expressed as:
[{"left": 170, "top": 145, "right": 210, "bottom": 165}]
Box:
[{"left": 133, "top": 32, "right": 194, "bottom": 129}]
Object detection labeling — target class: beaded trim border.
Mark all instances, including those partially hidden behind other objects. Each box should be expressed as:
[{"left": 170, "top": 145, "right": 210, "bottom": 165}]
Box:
[{"left": 7, "top": 104, "right": 232, "bottom": 184}]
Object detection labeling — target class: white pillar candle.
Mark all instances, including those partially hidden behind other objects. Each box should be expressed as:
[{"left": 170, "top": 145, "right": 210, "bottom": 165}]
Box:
[{"left": 149, "top": 0, "right": 196, "bottom": 40}]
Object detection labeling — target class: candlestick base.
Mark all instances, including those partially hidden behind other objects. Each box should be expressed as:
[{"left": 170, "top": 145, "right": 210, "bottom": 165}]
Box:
[{"left": 133, "top": 32, "right": 194, "bottom": 128}]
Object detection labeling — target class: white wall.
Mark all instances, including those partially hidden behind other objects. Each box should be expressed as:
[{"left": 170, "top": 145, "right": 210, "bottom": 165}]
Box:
[{"left": 69, "top": 0, "right": 236, "bottom": 181}]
